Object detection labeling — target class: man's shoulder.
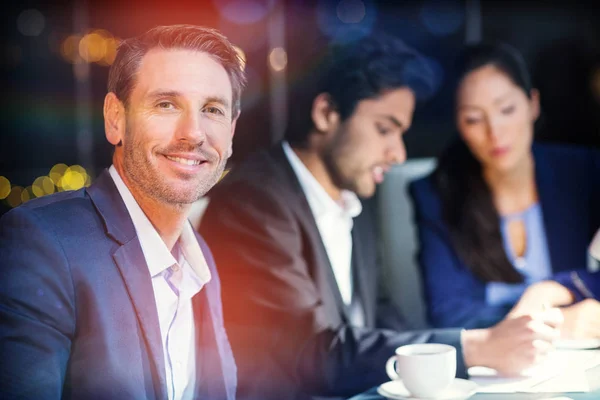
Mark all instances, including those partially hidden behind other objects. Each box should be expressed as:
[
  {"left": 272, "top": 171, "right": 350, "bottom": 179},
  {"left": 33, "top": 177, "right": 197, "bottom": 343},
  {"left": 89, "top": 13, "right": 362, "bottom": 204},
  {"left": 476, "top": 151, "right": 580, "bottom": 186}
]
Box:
[
  {"left": 1, "top": 187, "right": 99, "bottom": 235},
  {"left": 209, "top": 145, "right": 294, "bottom": 198}
]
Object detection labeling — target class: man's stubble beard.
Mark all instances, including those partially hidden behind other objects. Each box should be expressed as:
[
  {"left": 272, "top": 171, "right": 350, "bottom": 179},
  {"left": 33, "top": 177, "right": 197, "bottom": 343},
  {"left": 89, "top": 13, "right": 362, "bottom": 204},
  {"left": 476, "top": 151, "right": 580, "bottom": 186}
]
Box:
[{"left": 121, "top": 126, "right": 229, "bottom": 207}]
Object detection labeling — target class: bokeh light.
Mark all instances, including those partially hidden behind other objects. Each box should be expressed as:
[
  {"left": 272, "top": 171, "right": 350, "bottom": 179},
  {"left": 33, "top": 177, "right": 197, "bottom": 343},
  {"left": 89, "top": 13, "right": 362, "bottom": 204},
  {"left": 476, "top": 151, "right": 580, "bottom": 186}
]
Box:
[
  {"left": 2, "top": 164, "right": 91, "bottom": 209},
  {"left": 79, "top": 32, "right": 107, "bottom": 63},
  {"left": 42, "top": 176, "right": 56, "bottom": 194},
  {"left": 60, "top": 30, "right": 118, "bottom": 66},
  {"left": 214, "top": 0, "right": 274, "bottom": 25},
  {"left": 32, "top": 177, "right": 46, "bottom": 197},
  {"left": 49, "top": 163, "right": 69, "bottom": 184},
  {"left": 59, "top": 165, "right": 87, "bottom": 191},
  {"left": 99, "top": 37, "right": 119, "bottom": 66},
  {"left": 269, "top": 47, "right": 288, "bottom": 72},
  {"left": 17, "top": 9, "right": 45, "bottom": 37},
  {"left": 61, "top": 35, "right": 82, "bottom": 64},
  {"left": 32, "top": 176, "right": 56, "bottom": 197},
  {"left": 336, "top": 0, "right": 366, "bottom": 24},
  {"left": 21, "top": 186, "right": 35, "bottom": 203},
  {"left": 0, "top": 177, "right": 11, "bottom": 200},
  {"left": 420, "top": 0, "right": 464, "bottom": 36},
  {"left": 316, "top": 0, "right": 377, "bottom": 43},
  {"left": 6, "top": 186, "right": 23, "bottom": 208}
]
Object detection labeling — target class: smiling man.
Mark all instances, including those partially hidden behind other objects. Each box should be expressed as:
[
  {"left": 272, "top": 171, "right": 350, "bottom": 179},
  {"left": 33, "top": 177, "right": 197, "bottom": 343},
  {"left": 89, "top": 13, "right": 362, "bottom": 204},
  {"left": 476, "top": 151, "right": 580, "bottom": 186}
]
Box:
[{"left": 0, "top": 25, "right": 245, "bottom": 400}]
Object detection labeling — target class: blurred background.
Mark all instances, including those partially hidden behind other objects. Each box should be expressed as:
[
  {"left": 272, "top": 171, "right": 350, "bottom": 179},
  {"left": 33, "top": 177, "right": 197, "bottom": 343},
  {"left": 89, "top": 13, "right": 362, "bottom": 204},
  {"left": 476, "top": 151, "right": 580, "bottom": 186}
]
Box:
[{"left": 1, "top": 0, "right": 599, "bottom": 216}]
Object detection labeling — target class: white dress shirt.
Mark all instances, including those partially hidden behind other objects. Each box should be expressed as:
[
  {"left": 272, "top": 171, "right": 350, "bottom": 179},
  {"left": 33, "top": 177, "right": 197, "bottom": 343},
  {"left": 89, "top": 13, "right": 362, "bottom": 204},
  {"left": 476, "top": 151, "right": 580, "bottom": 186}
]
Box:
[
  {"left": 282, "top": 142, "right": 362, "bottom": 307},
  {"left": 109, "top": 166, "right": 212, "bottom": 400}
]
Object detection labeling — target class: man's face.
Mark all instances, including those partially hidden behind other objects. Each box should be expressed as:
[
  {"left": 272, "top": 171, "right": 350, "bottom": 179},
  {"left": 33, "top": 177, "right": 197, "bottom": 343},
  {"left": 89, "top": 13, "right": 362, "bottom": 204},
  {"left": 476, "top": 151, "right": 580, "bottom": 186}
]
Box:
[
  {"left": 113, "top": 48, "right": 236, "bottom": 206},
  {"left": 322, "top": 87, "right": 415, "bottom": 198}
]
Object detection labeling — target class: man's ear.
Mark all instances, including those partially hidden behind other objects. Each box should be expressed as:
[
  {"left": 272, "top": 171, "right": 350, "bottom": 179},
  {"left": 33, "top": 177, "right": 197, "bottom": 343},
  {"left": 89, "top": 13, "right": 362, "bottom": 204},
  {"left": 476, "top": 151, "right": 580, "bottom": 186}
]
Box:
[
  {"left": 311, "top": 93, "right": 340, "bottom": 133},
  {"left": 226, "top": 117, "right": 238, "bottom": 158},
  {"left": 104, "top": 92, "right": 126, "bottom": 146}
]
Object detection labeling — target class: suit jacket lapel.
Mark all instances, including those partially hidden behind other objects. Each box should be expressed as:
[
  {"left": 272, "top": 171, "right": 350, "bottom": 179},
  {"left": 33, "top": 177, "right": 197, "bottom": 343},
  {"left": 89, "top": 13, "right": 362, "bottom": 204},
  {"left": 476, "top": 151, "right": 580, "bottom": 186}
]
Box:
[
  {"left": 270, "top": 144, "right": 353, "bottom": 323},
  {"left": 192, "top": 235, "right": 234, "bottom": 400},
  {"left": 87, "top": 170, "right": 167, "bottom": 400}
]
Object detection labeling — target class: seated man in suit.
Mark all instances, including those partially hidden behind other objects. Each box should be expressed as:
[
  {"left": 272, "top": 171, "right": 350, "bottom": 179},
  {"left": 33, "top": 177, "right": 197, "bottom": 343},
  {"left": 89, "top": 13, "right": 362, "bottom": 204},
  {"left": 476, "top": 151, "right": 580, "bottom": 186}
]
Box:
[
  {"left": 0, "top": 25, "right": 245, "bottom": 399},
  {"left": 199, "top": 34, "right": 561, "bottom": 400}
]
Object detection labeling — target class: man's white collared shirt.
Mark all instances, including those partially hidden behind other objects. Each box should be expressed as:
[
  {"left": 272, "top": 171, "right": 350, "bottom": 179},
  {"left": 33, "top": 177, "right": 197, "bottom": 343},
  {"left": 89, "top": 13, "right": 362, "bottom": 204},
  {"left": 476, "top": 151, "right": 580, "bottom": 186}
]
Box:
[
  {"left": 282, "top": 142, "right": 362, "bottom": 307},
  {"left": 109, "top": 166, "right": 212, "bottom": 400}
]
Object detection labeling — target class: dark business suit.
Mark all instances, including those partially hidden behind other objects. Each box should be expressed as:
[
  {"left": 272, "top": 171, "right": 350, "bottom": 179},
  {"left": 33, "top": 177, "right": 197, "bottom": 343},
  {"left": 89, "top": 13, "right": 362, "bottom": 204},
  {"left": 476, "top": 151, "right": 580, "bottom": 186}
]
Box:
[
  {"left": 410, "top": 143, "right": 600, "bottom": 329},
  {"left": 0, "top": 170, "right": 236, "bottom": 400},
  {"left": 200, "top": 143, "right": 464, "bottom": 400}
]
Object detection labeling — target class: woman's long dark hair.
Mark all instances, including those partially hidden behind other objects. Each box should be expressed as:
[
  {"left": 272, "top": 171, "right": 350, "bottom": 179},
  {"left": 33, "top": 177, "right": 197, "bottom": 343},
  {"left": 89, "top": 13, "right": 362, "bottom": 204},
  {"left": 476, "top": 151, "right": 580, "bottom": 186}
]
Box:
[{"left": 434, "top": 42, "right": 533, "bottom": 283}]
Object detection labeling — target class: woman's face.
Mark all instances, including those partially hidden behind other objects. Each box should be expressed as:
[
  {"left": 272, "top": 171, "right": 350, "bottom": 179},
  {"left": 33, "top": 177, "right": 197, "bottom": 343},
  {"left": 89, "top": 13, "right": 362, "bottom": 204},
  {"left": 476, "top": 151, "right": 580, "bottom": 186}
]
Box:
[{"left": 456, "top": 64, "right": 539, "bottom": 173}]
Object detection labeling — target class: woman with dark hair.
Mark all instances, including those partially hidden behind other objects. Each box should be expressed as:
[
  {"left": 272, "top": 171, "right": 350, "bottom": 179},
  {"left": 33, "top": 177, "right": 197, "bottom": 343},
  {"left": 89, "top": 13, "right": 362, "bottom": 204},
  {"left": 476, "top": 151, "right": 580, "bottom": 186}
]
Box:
[{"left": 409, "top": 42, "right": 600, "bottom": 334}]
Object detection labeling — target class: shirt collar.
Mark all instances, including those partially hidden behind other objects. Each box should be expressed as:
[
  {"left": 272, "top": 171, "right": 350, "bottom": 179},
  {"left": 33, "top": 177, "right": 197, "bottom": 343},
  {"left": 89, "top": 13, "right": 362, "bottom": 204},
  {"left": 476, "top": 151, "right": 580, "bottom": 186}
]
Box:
[
  {"left": 282, "top": 141, "right": 362, "bottom": 220},
  {"left": 108, "top": 165, "right": 211, "bottom": 285}
]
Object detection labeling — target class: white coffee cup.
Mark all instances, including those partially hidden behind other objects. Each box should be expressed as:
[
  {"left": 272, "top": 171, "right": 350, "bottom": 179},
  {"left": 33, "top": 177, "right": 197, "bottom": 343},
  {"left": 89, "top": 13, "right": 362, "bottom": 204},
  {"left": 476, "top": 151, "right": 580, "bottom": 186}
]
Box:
[{"left": 386, "top": 343, "right": 456, "bottom": 398}]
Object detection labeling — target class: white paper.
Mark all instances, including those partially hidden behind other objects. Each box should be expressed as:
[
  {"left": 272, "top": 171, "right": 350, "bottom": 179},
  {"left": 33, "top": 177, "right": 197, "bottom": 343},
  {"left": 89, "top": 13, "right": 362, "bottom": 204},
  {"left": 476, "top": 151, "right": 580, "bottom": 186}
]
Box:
[{"left": 468, "top": 349, "right": 600, "bottom": 393}]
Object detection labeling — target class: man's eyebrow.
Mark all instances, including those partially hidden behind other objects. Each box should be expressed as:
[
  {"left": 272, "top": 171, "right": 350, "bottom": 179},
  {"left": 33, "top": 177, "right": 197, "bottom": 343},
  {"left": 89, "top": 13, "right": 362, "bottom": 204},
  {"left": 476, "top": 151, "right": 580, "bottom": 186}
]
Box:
[
  {"left": 205, "top": 96, "right": 230, "bottom": 109},
  {"left": 146, "top": 90, "right": 182, "bottom": 100},
  {"left": 146, "top": 91, "right": 231, "bottom": 109}
]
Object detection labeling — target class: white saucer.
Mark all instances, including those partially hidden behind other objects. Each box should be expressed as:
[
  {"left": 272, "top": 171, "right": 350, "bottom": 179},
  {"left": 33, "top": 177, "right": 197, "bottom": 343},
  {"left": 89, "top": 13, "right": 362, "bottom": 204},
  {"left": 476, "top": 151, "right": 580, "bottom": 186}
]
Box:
[
  {"left": 554, "top": 338, "right": 600, "bottom": 350},
  {"left": 377, "top": 378, "right": 478, "bottom": 400}
]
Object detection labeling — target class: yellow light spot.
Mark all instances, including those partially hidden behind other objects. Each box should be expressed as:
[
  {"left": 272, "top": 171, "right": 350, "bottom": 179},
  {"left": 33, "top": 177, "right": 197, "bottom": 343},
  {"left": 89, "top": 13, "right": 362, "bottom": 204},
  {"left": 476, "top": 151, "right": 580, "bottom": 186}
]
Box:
[
  {"left": 79, "top": 32, "right": 107, "bottom": 63},
  {"left": 92, "top": 29, "right": 112, "bottom": 39},
  {"left": 269, "top": 47, "right": 287, "bottom": 72},
  {"left": 42, "top": 176, "right": 55, "bottom": 195},
  {"left": 32, "top": 177, "right": 46, "bottom": 197},
  {"left": 6, "top": 186, "right": 23, "bottom": 208},
  {"left": 49, "top": 163, "right": 69, "bottom": 184},
  {"left": 69, "top": 165, "right": 86, "bottom": 175},
  {"left": 21, "top": 186, "right": 33, "bottom": 203},
  {"left": 60, "top": 35, "right": 82, "bottom": 64},
  {"left": 60, "top": 167, "right": 85, "bottom": 191},
  {"left": 0, "top": 176, "right": 11, "bottom": 199},
  {"left": 233, "top": 46, "right": 247, "bottom": 71},
  {"left": 99, "top": 37, "right": 119, "bottom": 66}
]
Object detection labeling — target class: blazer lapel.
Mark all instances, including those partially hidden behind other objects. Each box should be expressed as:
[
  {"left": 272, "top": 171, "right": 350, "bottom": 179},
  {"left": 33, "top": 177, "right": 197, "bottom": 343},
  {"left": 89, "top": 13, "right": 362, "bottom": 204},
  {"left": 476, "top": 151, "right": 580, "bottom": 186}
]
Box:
[
  {"left": 270, "top": 145, "right": 353, "bottom": 323},
  {"left": 192, "top": 236, "right": 233, "bottom": 400},
  {"left": 87, "top": 170, "right": 167, "bottom": 400}
]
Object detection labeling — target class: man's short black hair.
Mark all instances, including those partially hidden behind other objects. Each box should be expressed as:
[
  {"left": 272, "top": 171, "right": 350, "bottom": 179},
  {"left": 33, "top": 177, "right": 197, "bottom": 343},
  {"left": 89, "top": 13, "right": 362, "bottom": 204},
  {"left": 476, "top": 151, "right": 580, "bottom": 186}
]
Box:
[{"left": 285, "top": 33, "right": 435, "bottom": 147}]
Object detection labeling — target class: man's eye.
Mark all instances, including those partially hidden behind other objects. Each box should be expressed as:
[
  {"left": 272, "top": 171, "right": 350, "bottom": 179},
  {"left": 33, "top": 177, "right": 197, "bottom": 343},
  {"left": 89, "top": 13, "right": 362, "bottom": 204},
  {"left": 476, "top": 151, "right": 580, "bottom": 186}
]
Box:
[
  {"left": 464, "top": 117, "right": 481, "bottom": 125},
  {"left": 205, "top": 106, "right": 224, "bottom": 116},
  {"left": 157, "top": 102, "right": 174, "bottom": 109},
  {"left": 376, "top": 124, "right": 391, "bottom": 135}
]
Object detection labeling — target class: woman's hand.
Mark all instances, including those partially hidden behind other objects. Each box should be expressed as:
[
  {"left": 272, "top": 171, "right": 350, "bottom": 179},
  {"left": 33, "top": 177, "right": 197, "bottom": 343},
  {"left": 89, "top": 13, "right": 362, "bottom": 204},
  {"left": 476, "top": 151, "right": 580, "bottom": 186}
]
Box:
[
  {"left": 559, "top": 298, "right": 600, "bottom": 339},
  {"left": 508, "top": 280, "right": 574, "bottom": 317}
]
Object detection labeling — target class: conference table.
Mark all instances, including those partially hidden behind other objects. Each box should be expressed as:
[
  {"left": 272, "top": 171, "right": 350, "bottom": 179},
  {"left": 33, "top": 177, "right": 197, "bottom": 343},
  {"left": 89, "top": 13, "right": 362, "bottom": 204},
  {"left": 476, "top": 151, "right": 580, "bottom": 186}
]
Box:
[{"left": 350, "top": 350, "right": 600, "bottom": 400}]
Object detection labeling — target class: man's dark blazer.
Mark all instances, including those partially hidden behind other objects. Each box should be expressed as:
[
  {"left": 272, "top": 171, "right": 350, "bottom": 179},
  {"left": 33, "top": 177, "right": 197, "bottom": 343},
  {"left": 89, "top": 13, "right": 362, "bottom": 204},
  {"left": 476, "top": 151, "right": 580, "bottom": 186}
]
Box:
[
  {"left": 0, "top": 170, "right": 236, "bottom": 400},
  {"left": 199, "top": 143, "right": 464, "bottom": 400}
]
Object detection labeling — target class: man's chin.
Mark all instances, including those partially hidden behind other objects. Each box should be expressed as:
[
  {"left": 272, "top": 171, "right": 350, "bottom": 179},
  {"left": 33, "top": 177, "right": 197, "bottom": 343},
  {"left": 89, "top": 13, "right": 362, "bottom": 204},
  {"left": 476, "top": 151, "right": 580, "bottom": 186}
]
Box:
[{"left": 353, "top": 183, "right": 376, "bottom": 199}]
